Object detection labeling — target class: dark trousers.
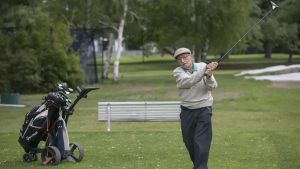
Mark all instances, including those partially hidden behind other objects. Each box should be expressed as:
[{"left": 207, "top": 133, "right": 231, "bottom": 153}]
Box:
[{"left": 180, "top": 106, "right": 212, "bottom": 169}]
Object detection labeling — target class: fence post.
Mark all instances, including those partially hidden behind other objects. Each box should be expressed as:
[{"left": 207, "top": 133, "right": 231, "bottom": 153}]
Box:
[
  {"left": 106, "top": 103, "right": 111, "bottom": 132},
  {"left": 144, "top": 102, "right": 148, "bottom": 121}
]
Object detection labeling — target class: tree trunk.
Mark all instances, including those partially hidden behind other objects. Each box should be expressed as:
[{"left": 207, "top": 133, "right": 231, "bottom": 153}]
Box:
[
  {"left": 264, "top": 41, "right": 272, "bottom": 59},
  {"left": 200, "top": 39, "right": 209, "bottom": 62},
  {"left": 91, "top": 34, "right": 98, "bottom": 83},
  {"left": 194, "top": 46, "right": 200, "bottom": 63},
  {"left": 113, "top": 0, "right": 128, "bottom": 82},
  {"left": 79, "top": 31, "right": 92, "bottom": 83},
  {"left": 85, "top": 0, "right": 91, "bottom": 28},
  {"left": 288, "top": 51, "right": 293, "bottom": 64},
  {"left": 103, "top": 33, "right": 115, "bottom": 80}
]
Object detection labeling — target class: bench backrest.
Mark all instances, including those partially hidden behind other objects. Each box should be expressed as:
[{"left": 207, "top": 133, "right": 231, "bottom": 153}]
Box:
[
  {"left": 98, "top": 101, "right": 181, "bottom": 131},
  {"left": 98, "top": 101, "right": 181, "bottom": 121}
]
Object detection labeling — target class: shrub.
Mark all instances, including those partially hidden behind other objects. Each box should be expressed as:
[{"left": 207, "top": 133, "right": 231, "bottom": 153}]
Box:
[{"left": 0, "top": 6, "right": 83, "bottom": 93}]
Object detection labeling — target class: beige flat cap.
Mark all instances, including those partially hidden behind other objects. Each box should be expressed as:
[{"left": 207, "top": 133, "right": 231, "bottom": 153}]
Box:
[{"left": 174, "top": 48, "right": 191, "bottom": 58}]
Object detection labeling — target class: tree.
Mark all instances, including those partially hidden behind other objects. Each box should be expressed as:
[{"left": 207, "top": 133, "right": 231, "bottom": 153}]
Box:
[
  {"left": 0, "top": 1, "right": 83, "bottom": 93},
  {"left": 44, "top": 0, "right": 102, "bottom": 83},
  {"left": 97, "top": 0, "right": 129, "bottom": 82},
  {"left": 44, "top": 0, "right": 136, "bottom": 82},
  {"left": 254, "top": 0, "right": 281, "bottom": 59},
  {"left": 261, "top": 18, "right": 281, "bottom": 58},
  {"left": 96, "top": 0, "right": 141, "bottom": 82},
  {"left": 140, "top": 0, "right": 253, "bottom": 62},
  {"left": 277, "top": 0, "right": 300, "bottom": 62}
]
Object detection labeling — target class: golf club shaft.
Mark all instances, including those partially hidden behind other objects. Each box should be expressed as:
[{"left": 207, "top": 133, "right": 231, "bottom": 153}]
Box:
[{"left": 217, "top": 8, "right": 275, "bottom": 63}]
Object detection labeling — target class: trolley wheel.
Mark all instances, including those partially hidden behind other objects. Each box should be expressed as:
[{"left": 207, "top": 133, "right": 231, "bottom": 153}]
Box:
[
  {"left": 23, "top": 153, "right": 37, "bottom": 162},
  {"left": 68, "top": 142, "right": 84, "bottom": 162},
  {"left": 41, "top": 146, "right": 61, "bottom": 165}
]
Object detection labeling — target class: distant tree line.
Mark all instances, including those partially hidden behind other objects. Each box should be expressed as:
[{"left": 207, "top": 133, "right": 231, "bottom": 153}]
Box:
[
  {"left": 129, "top": 0, "right": 300, "bottom": 61},
  {"left": 0, "top": 0, "right": 299, "bottom": 92}
]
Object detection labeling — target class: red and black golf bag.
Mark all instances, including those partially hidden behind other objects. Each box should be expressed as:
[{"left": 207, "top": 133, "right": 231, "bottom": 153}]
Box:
[{"left": 18, "top": 83, "right": 98, "bottom": 165}]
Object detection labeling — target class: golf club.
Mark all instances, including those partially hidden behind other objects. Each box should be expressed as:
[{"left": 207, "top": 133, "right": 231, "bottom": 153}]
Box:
[{"left": 217, "top": 1, "right": 279, "bottom": 63}]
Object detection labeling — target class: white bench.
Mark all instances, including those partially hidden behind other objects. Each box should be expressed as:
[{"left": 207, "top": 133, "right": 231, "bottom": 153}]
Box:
[{"left": 98, "top": 101, "right": 181, "bottom": 131}]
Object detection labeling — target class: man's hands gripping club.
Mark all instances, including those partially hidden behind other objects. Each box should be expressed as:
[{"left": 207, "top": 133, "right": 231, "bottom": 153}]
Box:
[{"left": 205, "top": 62, "right": 218, "bottom": 78}]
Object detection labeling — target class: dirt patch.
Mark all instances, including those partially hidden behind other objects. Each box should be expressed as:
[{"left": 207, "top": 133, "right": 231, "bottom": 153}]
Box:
[{"left": 269, "top": 81, "right": 300, "bottom": 89}]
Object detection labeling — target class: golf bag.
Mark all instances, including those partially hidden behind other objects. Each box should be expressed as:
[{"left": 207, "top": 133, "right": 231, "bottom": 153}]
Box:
[{"left": 18, "top": 83, "right": 98, "bottom": 165}]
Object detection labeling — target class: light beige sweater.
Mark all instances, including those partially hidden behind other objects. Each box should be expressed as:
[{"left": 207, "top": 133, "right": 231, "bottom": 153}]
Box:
[{"left": 173, "top": 62, "right": 218, "bottom": 109}]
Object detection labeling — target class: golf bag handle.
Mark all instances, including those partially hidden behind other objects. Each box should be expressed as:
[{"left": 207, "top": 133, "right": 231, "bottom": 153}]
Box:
[{"left": 64, "top": 87, "right": 99, "bottom": 125}]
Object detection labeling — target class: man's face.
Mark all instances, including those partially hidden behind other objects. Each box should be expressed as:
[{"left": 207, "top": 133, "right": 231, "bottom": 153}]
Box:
[{"left": 176, "top": 53, "right": 193, "bottom": 70}]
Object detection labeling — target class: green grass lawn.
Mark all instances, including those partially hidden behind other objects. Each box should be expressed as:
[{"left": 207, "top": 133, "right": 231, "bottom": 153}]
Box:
[{"left": 1, "top": 54, "right": 300, "bottom": 169}]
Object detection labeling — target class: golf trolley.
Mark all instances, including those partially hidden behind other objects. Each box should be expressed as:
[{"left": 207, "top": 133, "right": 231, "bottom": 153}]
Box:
[{"left": 18, "top": 83, "right": 98, "bottom": 165}]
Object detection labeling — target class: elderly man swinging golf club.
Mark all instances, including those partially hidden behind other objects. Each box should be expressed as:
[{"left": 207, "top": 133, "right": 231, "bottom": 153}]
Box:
[{"left": 173, "top": 48, "right": 218, "bottom": 169}]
